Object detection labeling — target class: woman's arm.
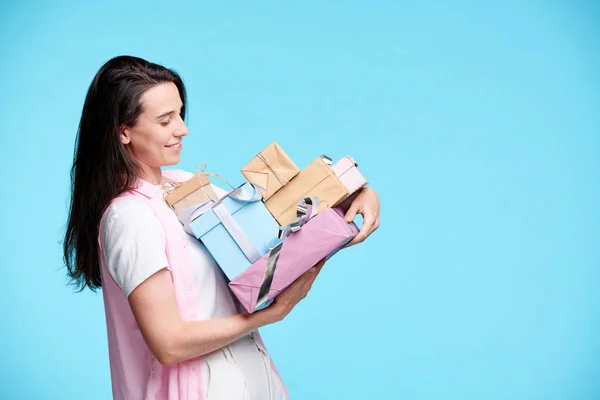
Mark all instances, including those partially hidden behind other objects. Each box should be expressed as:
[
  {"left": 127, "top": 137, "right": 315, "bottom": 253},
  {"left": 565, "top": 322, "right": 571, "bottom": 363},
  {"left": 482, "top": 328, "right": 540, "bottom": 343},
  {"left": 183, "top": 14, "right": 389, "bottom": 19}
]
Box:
[{"left": 129, "top": 260, "right": 324, "bottom": 366}]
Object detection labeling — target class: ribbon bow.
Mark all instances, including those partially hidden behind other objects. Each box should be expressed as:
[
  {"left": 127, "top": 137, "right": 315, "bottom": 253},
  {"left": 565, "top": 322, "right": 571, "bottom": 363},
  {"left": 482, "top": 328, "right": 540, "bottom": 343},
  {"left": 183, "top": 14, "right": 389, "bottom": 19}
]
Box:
[
  {"left": 179, "top": 183, "right": 268, "bottom": 268},
  {"left": 179, "top": 183, "right": 263, "bottom": 233}
]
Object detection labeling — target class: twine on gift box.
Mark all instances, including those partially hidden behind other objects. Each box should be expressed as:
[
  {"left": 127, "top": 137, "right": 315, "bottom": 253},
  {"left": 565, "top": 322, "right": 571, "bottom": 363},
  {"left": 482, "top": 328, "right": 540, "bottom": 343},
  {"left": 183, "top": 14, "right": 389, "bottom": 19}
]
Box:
[
  {"left": 257, "top": 151, "right": 290, "bottom": 186},
  {"left": 159, "top": 163, "right": 236, "bottom": 197}
]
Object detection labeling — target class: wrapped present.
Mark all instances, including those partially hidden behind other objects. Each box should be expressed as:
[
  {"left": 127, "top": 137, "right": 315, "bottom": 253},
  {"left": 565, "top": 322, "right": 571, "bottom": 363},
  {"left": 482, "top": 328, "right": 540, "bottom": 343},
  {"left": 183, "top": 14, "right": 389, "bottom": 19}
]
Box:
[
  {"left": 331, "top": 156, "right": 368, "bottom": 202},
  {"left": 229, "top": 203, "right": 358, "bottom": 313},
  {"left": 162, "top": 164, "right": 219, "bottom": 215},
  {"left": 264, "top": 155, "right": 349, "bottom": 226},
  {"left": 178, "top": 183, "right": 280, "bottom": 279},
  {"left": 241, "top": 142, "right": 300, "bottom": 200}
]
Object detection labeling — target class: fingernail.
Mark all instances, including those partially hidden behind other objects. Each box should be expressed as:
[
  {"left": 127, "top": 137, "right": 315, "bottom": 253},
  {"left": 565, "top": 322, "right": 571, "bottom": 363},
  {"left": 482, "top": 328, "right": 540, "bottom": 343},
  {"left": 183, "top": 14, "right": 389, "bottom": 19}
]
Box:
[{"left": 310, "top": 267, "right": 317, "bottom": 273}]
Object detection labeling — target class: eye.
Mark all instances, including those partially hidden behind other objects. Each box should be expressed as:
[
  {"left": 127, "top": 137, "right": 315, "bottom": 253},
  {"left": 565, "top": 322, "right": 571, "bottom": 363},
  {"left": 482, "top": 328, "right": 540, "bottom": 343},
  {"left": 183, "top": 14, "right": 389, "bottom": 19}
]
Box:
[{"left": 160, "top": 118, "right": 172, "bottom": 127}]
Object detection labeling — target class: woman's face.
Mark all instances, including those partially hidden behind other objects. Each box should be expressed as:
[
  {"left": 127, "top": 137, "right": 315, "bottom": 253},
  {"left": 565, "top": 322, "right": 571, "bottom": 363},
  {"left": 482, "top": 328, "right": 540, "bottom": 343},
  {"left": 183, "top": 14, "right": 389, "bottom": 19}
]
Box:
[{"left": 120, "top": 82, "right": 188, "bottom": 171}]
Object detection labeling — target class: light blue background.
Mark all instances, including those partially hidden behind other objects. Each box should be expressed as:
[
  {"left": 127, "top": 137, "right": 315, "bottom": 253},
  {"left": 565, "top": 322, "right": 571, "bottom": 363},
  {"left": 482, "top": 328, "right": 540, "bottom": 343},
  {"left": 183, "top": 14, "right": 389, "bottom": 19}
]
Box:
[{"left": 1, "top": 1, "right": 599, "bottom": 399}]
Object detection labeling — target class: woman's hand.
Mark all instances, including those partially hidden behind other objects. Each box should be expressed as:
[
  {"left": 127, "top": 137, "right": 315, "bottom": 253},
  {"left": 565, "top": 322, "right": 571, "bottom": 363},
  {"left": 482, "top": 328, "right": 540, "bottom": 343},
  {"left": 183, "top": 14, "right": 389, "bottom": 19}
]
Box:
[
  {"left": 343, "top": 187, "right": 381, "bottom": 246},
  {"left": 259, "top": 259, "right": 326, "bottom": 323},
  {"left": 129, "top": 259, "right": 326, "bottom": 366}
]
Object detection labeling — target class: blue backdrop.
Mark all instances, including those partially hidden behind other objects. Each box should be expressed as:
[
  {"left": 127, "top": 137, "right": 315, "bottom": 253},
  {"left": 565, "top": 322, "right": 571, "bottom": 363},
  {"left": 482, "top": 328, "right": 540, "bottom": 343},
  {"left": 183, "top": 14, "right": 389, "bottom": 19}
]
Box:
[{"left": 0, "top": 1, "right": 599, "bottom": 399}]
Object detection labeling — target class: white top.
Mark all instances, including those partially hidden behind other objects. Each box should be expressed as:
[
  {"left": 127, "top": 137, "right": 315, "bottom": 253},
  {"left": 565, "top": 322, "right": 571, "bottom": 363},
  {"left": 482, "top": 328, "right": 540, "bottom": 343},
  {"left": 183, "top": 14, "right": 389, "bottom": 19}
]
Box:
[
  {"left": 100, "top": 197, "right": 239, "bottom": 318},
  {"left": 100, "top": 184, "right": 286, "bottom": 400}
]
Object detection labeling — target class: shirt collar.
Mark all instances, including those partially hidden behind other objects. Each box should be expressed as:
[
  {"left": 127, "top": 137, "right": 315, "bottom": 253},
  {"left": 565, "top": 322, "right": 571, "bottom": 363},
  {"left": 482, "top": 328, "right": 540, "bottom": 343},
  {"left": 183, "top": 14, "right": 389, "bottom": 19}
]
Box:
[{"left": 131, "top": 178, "right": 163, "bottom": 199}]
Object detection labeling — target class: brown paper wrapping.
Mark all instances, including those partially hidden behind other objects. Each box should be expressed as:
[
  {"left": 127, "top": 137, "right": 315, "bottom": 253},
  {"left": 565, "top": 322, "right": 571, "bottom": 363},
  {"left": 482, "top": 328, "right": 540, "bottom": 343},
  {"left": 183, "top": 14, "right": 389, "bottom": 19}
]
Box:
[
  {"left": 164, "top": 174, "right": 219, "bottom": 215},
  {"left": 264, "top": 156, "right": 349, "bottom": 225},
  {"left": 241, "top": 142, "right": 300, "bottom": 200}
]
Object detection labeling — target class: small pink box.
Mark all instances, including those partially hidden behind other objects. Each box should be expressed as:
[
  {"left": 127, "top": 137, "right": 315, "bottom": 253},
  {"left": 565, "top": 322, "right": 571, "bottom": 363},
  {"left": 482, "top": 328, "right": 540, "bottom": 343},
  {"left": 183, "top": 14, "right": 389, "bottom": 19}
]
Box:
[
  {"left": 332, "top": 156, "right": 368, "bottom": 202},
  {"left": 229, "top": 207, "right": 358, "bottom": 312}
]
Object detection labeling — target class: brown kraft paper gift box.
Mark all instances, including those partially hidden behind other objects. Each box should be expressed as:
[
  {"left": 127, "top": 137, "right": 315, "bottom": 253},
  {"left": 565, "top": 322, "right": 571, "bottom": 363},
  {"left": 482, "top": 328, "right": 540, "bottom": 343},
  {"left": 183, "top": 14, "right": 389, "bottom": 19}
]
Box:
[
  {"left": 163, "top": 173, "right": 219, "bottom": 215},
  {"left": 241, "top": 142, "right": 300, "bottom": 200},
  {"left": 264, "top": 155, "right": 349, "bottom": 225}
]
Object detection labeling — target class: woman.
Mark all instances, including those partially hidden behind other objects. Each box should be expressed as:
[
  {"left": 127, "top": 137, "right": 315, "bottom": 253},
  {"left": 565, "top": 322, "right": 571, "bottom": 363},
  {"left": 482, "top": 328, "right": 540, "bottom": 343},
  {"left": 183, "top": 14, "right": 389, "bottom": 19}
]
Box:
[{"left": 63, "top": 55, "right": 380, "bottom": 400}]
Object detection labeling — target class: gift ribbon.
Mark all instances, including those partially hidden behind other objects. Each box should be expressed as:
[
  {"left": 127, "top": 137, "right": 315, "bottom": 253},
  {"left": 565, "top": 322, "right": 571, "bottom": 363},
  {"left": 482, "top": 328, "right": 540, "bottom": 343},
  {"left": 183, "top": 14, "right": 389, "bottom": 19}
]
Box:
[
  {"left": 179, "top": 184, "right": 265, "bottom": 264},
  {"left": 320, "top": 154, "right": 333, "bottom": 167},
  {"left": 257, "top": 151, "right": 290, "bottom": 186},
  {"left": 254, "top": 196, "right": 320, "bottom": 311},
  {"left": 212, "top": 202, "right": 262, "bottom": 263}
]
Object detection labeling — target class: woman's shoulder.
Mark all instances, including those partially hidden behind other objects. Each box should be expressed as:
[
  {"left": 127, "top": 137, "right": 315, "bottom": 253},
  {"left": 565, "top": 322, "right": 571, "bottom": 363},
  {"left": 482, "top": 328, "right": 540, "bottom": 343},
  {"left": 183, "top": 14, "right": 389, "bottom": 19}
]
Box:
[
  {"left": 100, "top": 199, "right": 168, "bottom": 298},
  {"left": 102, "top": 198, "right": 160, "bottom": 232}
]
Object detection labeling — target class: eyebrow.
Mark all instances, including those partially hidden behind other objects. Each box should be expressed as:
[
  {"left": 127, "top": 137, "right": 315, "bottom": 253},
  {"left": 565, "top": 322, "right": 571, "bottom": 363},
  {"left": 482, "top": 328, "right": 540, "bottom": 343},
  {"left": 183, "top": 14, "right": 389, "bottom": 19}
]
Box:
[{"left": 155, "top": 104, "right": 183, "bottom": 120}]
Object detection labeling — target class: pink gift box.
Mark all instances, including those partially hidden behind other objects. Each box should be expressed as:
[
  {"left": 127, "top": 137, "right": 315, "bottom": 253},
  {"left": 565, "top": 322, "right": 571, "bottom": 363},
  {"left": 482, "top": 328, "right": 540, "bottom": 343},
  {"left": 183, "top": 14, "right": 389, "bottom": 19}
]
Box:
[
  {"left": 332, "top": 156, "right": 368, "bottom": 202},
  {"left": 229, "top": 207, "right": 359, "bottom": 312}
]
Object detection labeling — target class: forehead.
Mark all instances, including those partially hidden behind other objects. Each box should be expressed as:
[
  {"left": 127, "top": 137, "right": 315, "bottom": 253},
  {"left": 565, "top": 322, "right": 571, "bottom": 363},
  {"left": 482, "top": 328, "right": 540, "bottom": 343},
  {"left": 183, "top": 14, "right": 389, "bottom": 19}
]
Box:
[{"left": 140, "top": 82, "right": 182, "bottom": 115}]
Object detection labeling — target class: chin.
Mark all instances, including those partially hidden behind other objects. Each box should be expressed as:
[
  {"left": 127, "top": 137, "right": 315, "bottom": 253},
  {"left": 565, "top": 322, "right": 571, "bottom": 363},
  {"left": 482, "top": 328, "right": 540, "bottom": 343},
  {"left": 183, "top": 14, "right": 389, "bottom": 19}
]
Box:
[{"left": 164, "top": 156, "right": 181, "bottom": 166}]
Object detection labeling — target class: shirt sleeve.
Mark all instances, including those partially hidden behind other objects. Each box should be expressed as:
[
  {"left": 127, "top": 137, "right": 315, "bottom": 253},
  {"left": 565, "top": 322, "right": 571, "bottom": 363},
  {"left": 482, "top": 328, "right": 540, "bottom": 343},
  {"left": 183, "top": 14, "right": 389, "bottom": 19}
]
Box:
[{"left": 100, "top": 199, "right": 170, "bottom": 297}]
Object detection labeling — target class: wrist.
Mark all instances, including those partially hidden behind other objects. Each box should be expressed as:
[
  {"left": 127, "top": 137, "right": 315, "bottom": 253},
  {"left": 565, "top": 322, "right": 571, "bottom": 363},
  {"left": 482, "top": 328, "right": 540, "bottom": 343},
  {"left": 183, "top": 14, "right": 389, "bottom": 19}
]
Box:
[{"left": 243, "top": 307, "right": 279, "bottom": 331}]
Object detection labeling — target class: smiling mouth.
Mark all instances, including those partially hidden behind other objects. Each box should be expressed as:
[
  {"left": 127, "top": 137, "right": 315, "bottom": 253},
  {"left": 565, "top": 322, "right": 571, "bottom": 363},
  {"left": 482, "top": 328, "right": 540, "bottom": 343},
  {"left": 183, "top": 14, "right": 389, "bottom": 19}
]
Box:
[{"left": 166, "top": 143, "right": 181, "bottom": 148}]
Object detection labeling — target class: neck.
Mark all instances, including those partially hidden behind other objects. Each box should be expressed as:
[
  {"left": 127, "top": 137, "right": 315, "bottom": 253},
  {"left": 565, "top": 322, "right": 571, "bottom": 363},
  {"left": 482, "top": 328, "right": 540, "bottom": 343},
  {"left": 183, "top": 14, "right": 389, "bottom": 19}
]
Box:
[{"left": 139, "top": 165, "right": 163, "bottom": 185}]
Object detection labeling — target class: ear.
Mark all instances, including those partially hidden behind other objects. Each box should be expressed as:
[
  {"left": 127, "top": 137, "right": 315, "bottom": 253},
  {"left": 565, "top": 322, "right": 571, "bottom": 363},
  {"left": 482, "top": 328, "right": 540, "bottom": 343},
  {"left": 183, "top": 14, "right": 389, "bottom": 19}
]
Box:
[{"left": 120, "top": 124, "right": 131, "bottom": 145}]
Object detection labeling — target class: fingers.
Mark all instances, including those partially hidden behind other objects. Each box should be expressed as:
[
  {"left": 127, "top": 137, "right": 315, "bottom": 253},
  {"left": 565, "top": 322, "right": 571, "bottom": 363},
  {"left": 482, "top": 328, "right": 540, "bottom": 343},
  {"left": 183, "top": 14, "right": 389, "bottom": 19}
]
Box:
[
  {"left": 344, "top": 187, "right": 381, "bottom": 246},
  {"left": 294, "top": 263, "right": 322, "bottom": 290},
  {"left": 279, "top": 259, "right": 326, "bottom": 304},
  {"left": 301, "top": 265, "right": 322, "bottom": 287},
  {"left": 283, "top": 270, "right": 313, "bottom": 297},
  {"left": 347, "top": 212, "right": 376, "bottom": 246},
  {"left": 300, "top": 273, "right": 317, "bottom": 299},
  {"left": 297, "top": 260, "right": 325, "bottom": 298},
  {"left": 301, "top": 259, "right": 325, "bottom": 277},
  {"left": 344, "top": 201, "right": 360, "bottom": 223},
  {"left": 373, "top": 217, "right": 380, "bottom": 232}
]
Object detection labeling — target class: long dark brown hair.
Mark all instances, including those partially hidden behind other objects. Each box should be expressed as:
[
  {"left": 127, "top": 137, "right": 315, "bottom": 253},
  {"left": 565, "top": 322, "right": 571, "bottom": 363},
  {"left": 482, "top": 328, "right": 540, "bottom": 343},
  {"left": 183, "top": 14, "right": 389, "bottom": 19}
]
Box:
[{"left": 63, "top": 55, "right": 187, "bottom": 292}]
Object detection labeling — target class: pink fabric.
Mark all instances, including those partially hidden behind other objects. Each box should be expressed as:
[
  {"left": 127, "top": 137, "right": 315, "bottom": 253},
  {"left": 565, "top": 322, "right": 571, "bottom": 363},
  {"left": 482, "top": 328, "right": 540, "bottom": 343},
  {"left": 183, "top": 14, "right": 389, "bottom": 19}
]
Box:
[
  {"left": 99, "top": 169, "right": 288, "bottom": 399},
  {"left": 229, "top": 207, "right": 359, "bottom": 313},
  {"left": 332, "top": 156, "right": 368, "bottom": 198}
]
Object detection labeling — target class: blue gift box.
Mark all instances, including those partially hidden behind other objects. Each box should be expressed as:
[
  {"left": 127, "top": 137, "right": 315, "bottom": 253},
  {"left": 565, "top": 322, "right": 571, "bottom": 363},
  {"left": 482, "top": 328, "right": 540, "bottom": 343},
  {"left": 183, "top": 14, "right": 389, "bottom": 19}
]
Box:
[{"left": 184, "top": 183, "right": 280, "bottom": 279}]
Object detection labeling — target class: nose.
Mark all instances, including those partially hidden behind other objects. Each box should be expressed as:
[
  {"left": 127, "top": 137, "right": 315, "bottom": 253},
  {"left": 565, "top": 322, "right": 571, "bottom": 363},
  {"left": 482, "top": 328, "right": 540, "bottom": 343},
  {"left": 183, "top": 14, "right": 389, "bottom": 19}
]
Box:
[{"left": 175, "top": 116, "right": 189, "bottom": 137}]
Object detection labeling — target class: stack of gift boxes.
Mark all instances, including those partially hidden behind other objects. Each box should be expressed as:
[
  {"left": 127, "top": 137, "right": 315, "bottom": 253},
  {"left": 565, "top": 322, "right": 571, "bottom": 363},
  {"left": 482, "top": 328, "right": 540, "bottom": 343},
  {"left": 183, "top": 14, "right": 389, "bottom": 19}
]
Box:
[{"left": 167, "top": 142, "right": 368, "bottom": 313}]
